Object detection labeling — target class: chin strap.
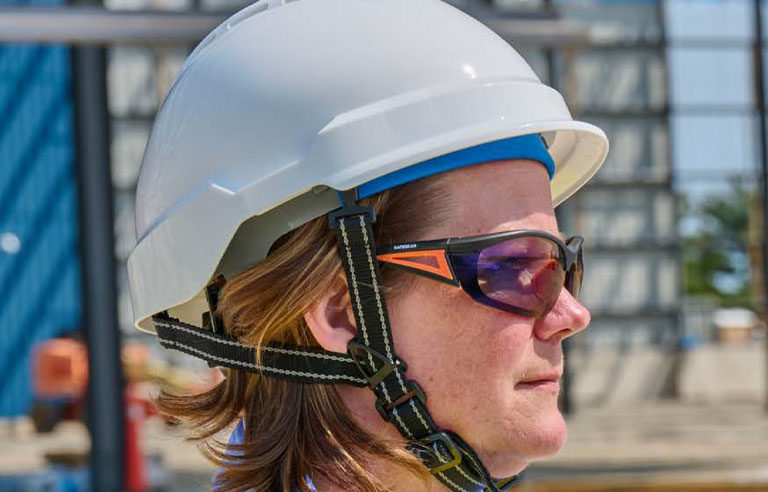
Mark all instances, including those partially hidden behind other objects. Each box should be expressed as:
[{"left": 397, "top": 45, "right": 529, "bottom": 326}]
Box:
[
  {"left": 153, "top": 315, "right": 369, "bottom": 386},
  {"left": 328, "top": 204, "right": 518, "bottom": 492},
  {"left": 152, "top": 201, "right": 518, "bottom": 492}
]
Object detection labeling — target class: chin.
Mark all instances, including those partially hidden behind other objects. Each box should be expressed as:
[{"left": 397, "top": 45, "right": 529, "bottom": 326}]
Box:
[
  {"left": 484, "top": 408, "right": 568, "bottom": 476},
  {"left": 521, "top": 408, "right": 569, "bottom": 461}
]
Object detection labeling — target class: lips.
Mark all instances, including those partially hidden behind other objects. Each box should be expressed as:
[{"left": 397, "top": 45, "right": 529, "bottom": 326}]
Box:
[{"left": 515, "top": 371, "right": 562, "bottom": 391}]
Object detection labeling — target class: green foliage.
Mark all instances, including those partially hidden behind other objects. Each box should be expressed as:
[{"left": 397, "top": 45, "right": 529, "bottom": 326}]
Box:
[{"left": 680, "top": 182, "right": 753, "bottom": 307}]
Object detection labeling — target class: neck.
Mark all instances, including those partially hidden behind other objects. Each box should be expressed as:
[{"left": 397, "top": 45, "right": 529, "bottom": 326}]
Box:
[
  {"left": 310, "top": 385, "right": 449, "bottom": 491},
  {"left": 310, "top": 456, "right": 451, "bottom": 492},
  {"left": 324, "top": 386, "right": 526, "bottom": 491}
]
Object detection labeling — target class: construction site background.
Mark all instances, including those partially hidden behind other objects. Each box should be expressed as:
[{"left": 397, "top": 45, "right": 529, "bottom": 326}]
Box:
[{"left": 1, "top": 0, "right": 768, "bottom": 490}]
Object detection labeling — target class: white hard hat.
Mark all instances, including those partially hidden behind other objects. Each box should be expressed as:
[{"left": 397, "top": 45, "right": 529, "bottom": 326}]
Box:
[{"left": 128, "top": 0, "right": 609, "bottom": 333}]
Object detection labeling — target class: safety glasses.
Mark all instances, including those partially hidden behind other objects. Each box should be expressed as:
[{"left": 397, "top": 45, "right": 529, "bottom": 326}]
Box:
[{"left": 377, "top": 230, "right": 584, "bottom": 318}]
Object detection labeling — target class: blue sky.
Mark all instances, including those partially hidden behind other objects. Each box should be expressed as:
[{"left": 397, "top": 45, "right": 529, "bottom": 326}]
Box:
[{"left": 666, "top": 0, "right": 763, "bottom": 200}]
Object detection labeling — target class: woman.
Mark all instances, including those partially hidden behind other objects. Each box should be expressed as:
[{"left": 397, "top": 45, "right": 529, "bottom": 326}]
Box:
[{"left": 127, "top": 0, "right": 609, "bottom": 490}]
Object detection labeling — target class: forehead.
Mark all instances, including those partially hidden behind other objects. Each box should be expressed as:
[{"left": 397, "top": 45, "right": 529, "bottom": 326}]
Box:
[{"left": 435, "top": 159, "right": 558, "bottom": 237}]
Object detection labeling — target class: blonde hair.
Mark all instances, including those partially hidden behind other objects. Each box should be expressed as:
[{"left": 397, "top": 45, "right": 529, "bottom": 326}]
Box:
[{"left": 157, "top": 177, "right": 451, "bottom": 491}]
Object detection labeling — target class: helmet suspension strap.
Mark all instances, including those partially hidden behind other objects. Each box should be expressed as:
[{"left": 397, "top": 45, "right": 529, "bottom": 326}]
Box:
[
  {"left": 328, "top": 195, "right": 518, "bottom": 492},
  {"left": 151, "top": 191, "right": 520, "bottom": 492}
]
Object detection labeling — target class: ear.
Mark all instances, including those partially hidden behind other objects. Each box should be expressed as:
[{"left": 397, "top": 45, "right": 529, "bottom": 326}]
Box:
[{"left": 303, "top": 275, "right": 356, "bottom": 354}]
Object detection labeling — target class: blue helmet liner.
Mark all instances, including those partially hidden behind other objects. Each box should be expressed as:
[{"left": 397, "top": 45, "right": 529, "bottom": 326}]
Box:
[{"left": 356, "top": 133, "right": 555, "bottom": 200}]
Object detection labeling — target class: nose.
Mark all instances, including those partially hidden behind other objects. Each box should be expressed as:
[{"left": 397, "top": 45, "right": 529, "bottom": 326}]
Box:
[{"left": 532, "top": 287, "right": 590, "bottom": 343}]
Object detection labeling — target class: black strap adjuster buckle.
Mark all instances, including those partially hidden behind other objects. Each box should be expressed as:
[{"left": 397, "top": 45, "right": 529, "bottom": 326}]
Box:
[
  {"left": 496, "top": 475, "right": 520, "bottom": 491},
  {"left": 421, "top": 431, "right": 462, "bottom": 474},
  {"left": 328, "top": 205, "right": 376, "bottom": 229},
  {"left": 375, "top": 380, "right": 427, "bottom": 422},
  {"left": 347, "top": 340, "right": 407, "bottom": 387}
]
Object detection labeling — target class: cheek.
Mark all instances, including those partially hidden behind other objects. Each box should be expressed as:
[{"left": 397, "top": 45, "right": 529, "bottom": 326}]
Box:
[{"left": 387, "top": 279, "right": 531, "bottom": 423}]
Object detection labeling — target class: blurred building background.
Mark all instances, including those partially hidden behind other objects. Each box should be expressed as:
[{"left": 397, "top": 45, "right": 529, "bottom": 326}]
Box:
[
  {"left": 1, "top": 0, "right": 767, "bottom": 490},
  {"left": 0, "top": 0, "right": 82, "bottom": 417}
]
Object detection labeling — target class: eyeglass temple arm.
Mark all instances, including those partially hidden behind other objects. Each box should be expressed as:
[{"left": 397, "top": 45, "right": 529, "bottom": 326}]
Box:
[
  {"left": 563, "top": 235, "right": 584, "bottom": 269},
  {"left": 376, "top": 240, "right": 458, "bottom": 285}
]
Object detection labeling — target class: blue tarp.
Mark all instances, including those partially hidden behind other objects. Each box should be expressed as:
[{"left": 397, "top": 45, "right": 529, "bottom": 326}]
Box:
[{"left": 0, "top": 1, "right": 81, "bottom": 417}]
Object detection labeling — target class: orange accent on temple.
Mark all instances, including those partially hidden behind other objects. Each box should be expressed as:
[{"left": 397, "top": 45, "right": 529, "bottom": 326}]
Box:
[{"left": 377, "top": 249, "right": 454, "bottom": 281}]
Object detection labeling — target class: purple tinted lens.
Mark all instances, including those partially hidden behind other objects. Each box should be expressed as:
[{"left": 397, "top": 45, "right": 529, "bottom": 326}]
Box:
[{"left": 477, "top": 237, "right": 565, "bottom": 314}]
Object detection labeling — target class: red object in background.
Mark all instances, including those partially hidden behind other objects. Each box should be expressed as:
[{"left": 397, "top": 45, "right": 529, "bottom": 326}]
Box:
[
  {"left": 32, "top": 338, "right": 88, "bottom": 399},
  {"left": 125, "top": 383, "right": 148, "bottom": 492}
]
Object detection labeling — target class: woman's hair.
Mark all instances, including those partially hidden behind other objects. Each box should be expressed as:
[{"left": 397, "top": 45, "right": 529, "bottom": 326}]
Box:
[{"left": 157, "top": 176, "right": 452, "bottom": 492}]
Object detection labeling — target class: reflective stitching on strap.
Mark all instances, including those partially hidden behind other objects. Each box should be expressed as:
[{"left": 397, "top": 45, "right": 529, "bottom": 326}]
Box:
[
  {"left": 154, "top": 320, "right": 355, "bottom": 363},
  {"left": 456, "top": 453, "right": 492, "bottom": 487},
  {"left": 358, "top": 216, "right": 397, "bottom": 366},
  {"left": 259, "top": 345, "right": 354, "bottom": 363},
  {"left": 343, "top": 217, "right": 395, "bottom": 406},
  {"left": 358, "top": 216, "right": 433, "bottom": 432},
  {"left": 391, "top": 407, "right": 412, "bottom": 438},
  {"left": 358, "top": 215, "right": 406, "bottom": 391},
  {"left": 454, "top": 462, "right": 486, "bottom": 488},
  {"left": 339, "top": 218, "right": 378, "bottom": 374},
  {"left": 342, "top": 214, "right": 496, "bottom": 492},
  {"left": 159, "top": 339, "right": 366, "bottom": 384},
  {"left": 438, "top": 471, "right": 471, "bottom": 492},
  {"left": 409, "top": 399, "right": 431, "bottom": 432}
]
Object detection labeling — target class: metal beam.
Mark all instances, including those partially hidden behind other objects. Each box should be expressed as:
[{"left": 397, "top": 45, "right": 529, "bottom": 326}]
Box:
[
  {"left": 0, "top": 6, "right": 590, "bottom": 46},
  {"left": 752, "top": 0, "right": 768, "bottom": 413},
  {"left": 72, "top": 42, "right": 126, "bottom": 492},
  {"left": 483, "top": 19, "right": 591, "bottom": 47},
  {"left": 0, "top": 7, "right": 227, "bottom": 44}
]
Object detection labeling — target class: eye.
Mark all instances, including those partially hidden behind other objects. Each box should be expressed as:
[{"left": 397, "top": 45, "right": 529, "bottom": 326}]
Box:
[{"left": 482, "top": 257, "right": 535, "bottom": 271}]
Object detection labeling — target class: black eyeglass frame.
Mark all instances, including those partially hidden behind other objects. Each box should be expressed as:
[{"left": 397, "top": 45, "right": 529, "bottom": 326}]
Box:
[{"left": 376, "top": 229, "right": 584, "bottom": 318}]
